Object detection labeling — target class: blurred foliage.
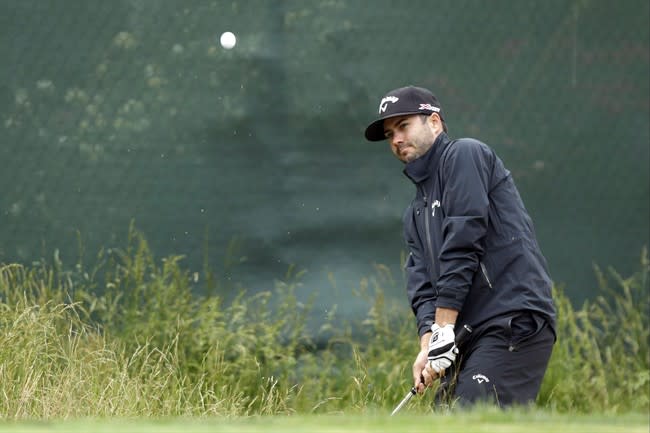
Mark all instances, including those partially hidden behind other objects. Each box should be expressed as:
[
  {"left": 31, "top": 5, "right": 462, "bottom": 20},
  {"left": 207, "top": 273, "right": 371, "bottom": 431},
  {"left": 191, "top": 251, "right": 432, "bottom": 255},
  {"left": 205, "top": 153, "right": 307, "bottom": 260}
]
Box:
[{"left": 0, "top": 226, "right": 648, "bottom": 418}]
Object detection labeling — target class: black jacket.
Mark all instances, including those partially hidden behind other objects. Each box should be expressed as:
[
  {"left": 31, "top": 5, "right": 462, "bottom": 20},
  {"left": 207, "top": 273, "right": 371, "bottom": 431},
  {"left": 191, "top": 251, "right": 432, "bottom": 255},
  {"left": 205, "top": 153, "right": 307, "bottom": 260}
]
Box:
[{"left": 402, "top": 133, "right": 556, "bottom": 337}]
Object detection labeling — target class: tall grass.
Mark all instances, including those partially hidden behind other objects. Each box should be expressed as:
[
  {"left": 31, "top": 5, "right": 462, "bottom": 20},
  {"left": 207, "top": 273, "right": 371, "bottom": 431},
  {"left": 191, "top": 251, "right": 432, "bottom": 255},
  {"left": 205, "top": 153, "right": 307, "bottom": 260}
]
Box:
[
  {"left": 538, "top": 248, "right": 650, "bottom": 412},
  {"left": 0, "top": 227, "right": 647, "bottom": 419}
]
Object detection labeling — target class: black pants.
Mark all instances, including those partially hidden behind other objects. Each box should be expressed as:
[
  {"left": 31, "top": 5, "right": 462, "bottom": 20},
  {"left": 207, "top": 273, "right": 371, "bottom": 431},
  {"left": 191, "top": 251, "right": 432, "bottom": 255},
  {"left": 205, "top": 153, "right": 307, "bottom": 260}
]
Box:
[{"left": 436, "top": 312, "right": 555, "bottom": 407}]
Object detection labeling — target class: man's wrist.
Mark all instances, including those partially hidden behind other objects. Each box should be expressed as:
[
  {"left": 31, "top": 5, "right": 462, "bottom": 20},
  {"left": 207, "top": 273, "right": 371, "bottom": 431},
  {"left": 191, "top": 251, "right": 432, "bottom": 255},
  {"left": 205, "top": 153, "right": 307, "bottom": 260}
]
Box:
[
  {"left": 420, "top": 332, "right": 432, "bottom": 351},
  {"left": 434, "top": 307, "right": 459, "bottom": 327}
]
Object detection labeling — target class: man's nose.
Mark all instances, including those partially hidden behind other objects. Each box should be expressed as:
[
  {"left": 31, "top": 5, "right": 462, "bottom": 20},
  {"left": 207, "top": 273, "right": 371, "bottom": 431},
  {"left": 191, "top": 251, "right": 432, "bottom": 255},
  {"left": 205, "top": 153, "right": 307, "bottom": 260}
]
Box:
[{"left": 390, "top": 133, "right": 403, "bottom": 148}]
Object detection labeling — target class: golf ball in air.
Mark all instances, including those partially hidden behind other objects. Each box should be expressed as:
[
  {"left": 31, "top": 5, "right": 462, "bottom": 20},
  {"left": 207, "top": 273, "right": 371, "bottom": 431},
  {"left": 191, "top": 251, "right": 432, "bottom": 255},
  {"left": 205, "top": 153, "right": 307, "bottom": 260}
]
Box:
[{"left": 220, "top": 31, "right": 236, "bottom": 49}]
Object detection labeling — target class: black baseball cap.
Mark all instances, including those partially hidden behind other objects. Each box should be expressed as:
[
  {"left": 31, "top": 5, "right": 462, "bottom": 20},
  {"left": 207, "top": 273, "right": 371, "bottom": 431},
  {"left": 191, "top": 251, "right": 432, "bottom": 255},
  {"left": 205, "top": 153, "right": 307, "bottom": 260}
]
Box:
[{"left": 364, "top": 86, "right": 445, "bottom": 141}]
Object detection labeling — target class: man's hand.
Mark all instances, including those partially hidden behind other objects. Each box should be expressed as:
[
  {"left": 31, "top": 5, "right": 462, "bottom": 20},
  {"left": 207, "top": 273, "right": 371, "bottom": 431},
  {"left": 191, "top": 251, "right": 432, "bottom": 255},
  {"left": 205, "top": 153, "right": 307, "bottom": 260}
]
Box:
[
  {"left": 427, "top": 323, "right": 457, "bottom": 374},
  {"left": 412, "top": 348, "right": 429, "bottom": 393},
  {"left": 413, "top": 332, "right": 444, "bottom": 393}
]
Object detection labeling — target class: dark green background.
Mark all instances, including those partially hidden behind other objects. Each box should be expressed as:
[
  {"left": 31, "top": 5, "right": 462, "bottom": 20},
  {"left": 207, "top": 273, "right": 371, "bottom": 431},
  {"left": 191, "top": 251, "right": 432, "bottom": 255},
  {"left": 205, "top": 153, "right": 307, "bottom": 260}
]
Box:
[{"left": 1, "top": 0, "right": 648, "bottom": 311}]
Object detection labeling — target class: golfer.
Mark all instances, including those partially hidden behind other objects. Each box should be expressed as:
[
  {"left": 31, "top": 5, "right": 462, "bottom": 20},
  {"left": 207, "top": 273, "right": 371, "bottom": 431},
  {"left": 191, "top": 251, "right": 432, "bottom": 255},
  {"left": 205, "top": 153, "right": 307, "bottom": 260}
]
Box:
[{"left": 365, "top": 86, "right": 556, "bottom": 407}]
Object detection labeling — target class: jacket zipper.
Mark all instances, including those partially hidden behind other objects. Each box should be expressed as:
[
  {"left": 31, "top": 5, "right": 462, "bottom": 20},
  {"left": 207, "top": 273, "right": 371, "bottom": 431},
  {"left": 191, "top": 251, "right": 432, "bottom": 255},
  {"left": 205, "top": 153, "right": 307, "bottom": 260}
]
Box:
[
  {"left": 480, "top": 262, "right": 493, "bottom": 288},
  {"left": 420, "top": 185, "right": 436, "bottom": 274}
]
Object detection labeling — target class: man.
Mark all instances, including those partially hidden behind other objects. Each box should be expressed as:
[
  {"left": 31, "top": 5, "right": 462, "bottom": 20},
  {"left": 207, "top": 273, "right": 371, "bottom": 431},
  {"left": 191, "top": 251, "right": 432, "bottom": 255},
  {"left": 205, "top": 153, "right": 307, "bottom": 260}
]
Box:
[{"left": 364, "top": 86, "right": 556, "bottom": 407}]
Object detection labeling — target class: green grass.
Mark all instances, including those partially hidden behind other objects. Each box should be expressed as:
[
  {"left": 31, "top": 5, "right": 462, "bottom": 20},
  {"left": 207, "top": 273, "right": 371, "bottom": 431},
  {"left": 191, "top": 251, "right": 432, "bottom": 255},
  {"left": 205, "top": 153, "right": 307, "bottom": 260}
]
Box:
[
  {"left": 1, "top": 412, "right": 648, "bottom": 433},
  {"left": 0, "top": 225, "right": 648, "bottom": 421}
]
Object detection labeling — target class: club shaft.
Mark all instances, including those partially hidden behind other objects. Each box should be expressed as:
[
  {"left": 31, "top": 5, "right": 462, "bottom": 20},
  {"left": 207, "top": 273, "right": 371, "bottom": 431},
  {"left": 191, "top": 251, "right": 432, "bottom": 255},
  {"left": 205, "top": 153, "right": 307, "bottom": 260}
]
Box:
[
  {"left": 390, "top": 324, "right": 473, "bottom": 415},
  {"left": 390, "top": 388, "right": 416, "bottom": 416}
]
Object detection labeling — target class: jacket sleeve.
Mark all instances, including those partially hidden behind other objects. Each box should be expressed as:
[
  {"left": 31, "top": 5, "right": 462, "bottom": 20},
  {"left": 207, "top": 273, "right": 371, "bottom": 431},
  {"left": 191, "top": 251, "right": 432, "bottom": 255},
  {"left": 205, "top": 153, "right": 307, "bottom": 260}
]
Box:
[
  {"left": 403, "top": 206, "right": 436, "bottom": 337},
  {"left": 436, "top": 139, "right": 492, "bottom": 311}
]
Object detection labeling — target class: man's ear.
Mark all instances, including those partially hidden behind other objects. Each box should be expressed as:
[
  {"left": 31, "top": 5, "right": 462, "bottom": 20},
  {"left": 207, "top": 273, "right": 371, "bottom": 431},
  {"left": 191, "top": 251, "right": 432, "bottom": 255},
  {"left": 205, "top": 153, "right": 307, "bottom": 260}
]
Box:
[{"left": 428, "top": 113, "right": 443, "bottom": 134}]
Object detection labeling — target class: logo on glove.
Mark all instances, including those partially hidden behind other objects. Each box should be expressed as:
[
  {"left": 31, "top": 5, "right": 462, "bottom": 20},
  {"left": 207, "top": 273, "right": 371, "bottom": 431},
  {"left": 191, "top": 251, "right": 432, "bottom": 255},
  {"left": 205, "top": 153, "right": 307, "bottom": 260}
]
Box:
[{"left": 427, "top": 324, "right": 458, "bottom": 374}]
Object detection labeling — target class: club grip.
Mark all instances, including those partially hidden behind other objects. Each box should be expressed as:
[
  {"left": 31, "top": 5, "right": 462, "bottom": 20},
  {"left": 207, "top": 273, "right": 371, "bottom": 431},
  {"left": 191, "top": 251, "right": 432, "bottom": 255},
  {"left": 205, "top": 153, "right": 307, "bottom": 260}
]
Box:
[{"left": 455, "top": 324, "right": 473, "bottom": 346}]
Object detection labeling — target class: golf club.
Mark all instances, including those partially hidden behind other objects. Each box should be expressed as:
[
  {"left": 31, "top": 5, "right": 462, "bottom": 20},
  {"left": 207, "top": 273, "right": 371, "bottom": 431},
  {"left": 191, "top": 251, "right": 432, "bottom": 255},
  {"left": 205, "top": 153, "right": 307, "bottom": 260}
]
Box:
[{"left": 390, "top": 323, "right": 473, "bottom": 416}]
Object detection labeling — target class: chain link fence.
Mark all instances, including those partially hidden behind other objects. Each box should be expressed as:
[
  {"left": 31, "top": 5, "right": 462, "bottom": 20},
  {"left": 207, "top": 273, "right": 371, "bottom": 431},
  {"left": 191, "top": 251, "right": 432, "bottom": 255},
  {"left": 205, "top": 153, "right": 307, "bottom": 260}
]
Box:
[{"left": 1, "top": 0, "right": 648, "bottom": 306}]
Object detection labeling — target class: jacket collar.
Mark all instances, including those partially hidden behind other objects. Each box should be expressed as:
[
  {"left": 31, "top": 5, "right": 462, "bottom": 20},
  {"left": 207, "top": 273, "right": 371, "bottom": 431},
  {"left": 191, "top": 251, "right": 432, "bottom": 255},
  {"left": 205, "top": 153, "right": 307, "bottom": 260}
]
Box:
[{"left": 403, "top": 132, "right": 452, "bottom": 184}]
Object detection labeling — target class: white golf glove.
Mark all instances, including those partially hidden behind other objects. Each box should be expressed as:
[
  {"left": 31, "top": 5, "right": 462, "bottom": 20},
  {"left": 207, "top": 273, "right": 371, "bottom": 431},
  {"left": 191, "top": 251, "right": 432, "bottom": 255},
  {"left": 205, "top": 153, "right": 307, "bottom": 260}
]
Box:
[{"left": 427, "top": 324, "right": 458, "bottom": 374}]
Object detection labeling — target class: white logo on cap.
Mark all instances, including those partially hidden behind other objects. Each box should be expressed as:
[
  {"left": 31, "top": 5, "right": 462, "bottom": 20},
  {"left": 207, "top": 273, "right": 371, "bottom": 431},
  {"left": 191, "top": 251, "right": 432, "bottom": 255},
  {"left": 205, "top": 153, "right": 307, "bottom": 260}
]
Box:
[
  {"left": 419, "top": 104, "right": 440, "bottom": 112},
  {"left": 379, "top": 96, "right": 399, "bottom": 113}
]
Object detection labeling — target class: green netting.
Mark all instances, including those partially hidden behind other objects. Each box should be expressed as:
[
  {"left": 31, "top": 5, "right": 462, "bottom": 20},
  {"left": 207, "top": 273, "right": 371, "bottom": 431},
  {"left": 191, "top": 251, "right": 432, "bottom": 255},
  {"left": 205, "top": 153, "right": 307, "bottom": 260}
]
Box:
[{"left": 1, "top": 0, "right": 648, "bottom": 304}]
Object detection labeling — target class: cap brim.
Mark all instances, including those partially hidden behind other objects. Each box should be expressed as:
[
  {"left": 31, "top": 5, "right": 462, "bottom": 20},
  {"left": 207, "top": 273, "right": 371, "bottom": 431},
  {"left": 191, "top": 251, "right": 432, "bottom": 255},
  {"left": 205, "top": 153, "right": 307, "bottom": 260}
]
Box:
[
  {"left": 364, "top": 118, "right": 387, "bottom": 142},
  {"left": 364, "top": 111, "right": 428, "bottom": 142}
]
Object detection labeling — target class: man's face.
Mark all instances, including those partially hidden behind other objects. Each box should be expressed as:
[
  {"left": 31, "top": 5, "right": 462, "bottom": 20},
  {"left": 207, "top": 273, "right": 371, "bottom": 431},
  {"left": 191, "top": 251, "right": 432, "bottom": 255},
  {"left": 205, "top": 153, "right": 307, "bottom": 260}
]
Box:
[{"left": 383, "top": 114, "right": 440, "bottom": 163}]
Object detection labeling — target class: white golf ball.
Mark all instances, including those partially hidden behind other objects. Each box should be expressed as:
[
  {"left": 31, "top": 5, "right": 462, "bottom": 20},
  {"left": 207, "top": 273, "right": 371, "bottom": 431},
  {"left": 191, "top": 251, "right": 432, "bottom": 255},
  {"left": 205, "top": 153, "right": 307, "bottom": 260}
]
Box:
[{"left": 220, "top": 31, "right": 236, "bottom": 49}]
